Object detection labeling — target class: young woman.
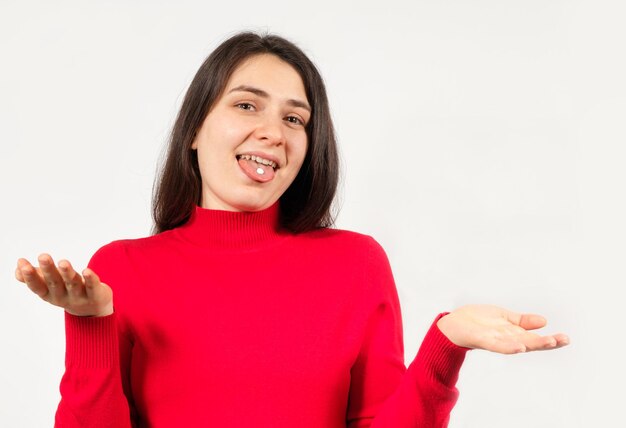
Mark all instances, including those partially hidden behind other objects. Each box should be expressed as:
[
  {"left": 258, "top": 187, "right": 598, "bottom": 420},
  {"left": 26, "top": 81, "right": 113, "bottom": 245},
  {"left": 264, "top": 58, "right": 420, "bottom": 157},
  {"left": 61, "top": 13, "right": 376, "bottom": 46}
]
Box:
[{"left": 15, "top": 32, "right": 569, "bottom": 427}]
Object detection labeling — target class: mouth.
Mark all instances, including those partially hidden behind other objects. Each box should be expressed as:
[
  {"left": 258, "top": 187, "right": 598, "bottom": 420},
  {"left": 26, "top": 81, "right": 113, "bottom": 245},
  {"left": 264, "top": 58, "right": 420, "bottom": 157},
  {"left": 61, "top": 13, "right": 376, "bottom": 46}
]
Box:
[
  {"left": 236, "top": 154, "right": 278, "bottom": 183},
  {"left": 235, "top": 154, "right": 279, "bottom": 171}
]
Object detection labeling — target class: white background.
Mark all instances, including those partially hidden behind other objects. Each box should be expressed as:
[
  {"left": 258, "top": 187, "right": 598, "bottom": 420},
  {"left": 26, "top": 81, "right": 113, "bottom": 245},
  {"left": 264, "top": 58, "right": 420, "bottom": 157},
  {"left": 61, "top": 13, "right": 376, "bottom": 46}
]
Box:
[{"left": 1, "top": 0, "right": 624, "bottom": 426}]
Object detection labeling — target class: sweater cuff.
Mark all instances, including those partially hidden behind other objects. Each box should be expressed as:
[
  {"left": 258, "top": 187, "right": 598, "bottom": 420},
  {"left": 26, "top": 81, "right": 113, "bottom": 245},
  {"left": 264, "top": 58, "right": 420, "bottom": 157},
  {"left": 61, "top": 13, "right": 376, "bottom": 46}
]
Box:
[
  {"left": 410, "top": 312, "right": 470, "bottom": 388},
  {"left": 64, "top": 311, "right": 119, "bottom": 369}
]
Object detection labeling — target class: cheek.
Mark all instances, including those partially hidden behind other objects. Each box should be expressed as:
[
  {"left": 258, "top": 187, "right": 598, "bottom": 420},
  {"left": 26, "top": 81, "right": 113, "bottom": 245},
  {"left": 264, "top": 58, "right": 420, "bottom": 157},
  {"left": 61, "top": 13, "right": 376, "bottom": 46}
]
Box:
[
  {"left": 289, "top": 134, "right": 308, "bottom": 166},
  {"left": 221, "top": 117, "right": 251, "bottom": 142},
  {"left": 198, "top": 138, "right": 239, "bottom": 175},
  {"left": 203, "top": 114, "right": 250, "bottom": 151}
]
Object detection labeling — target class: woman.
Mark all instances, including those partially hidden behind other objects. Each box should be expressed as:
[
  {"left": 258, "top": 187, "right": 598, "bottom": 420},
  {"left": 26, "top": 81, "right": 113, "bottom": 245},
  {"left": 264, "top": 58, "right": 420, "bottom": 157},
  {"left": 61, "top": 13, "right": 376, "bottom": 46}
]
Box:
[{"left": 15, "top": 32, "right": 569, "bottom": 427}]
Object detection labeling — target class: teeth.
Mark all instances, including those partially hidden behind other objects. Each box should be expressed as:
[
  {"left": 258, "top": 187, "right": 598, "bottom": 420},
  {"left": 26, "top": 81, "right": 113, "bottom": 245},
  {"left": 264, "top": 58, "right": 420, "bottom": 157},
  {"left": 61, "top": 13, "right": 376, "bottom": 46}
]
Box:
[{"left": 237, "top": 154, "right": 278, "bottom": 169}]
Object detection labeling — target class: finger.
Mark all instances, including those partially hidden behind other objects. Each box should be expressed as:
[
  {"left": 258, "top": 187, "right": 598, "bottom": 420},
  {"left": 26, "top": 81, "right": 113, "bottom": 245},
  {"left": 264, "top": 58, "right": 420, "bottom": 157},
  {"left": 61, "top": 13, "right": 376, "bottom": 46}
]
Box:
[
  {"left": 15, "top": 259, "right": 28, "bottom": 282},
  {"left": 75, "top": 268, "right": 113, "bottom": 317},
  {"left": 37, "top": 253, "right": 67, "bottom": 301},
  {"left": 483, "top": 327, "right": 547, "bottom": 354},
  {"left": 16, "top": 258, "right": 42, "bottom": 280},
  {"left": 484, "top": 336, "right": 527, "bottom": 354},
  {"left": 18, "top": 260, "right": 49, "bottom": 298},
  {"left": 527, "top": 333, "right": 571, "bottom": 352},
  {"left": 509, "top": 329, "right": 571, "bottom": 352},
  {"left": 58, "top": 259, "right": 86, "bottom": 297},
  {"left": 520, "top": 314, "right": 548, "bottom": 330},
  {"left": 506, "top": 311, "right": 547, "bottom": 331},
  {"left": 82, "top": 267, "right": 101, "bottom": 299},
  {"left": 519, "top": 332, "right": 558, "bottom": 351},
  {"left": 554, "top": 333, "right": 570, "bottom": 347},
  {"left": 18, "top": 260, "right": 45, "bottom": 278}
]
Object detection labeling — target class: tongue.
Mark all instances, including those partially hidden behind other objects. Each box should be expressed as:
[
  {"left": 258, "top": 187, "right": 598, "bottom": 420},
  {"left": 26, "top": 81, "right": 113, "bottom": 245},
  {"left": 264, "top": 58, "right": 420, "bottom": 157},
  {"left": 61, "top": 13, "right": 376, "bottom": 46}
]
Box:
[{"left": 238, "top": 158, "right": 276, "bottom": 182}]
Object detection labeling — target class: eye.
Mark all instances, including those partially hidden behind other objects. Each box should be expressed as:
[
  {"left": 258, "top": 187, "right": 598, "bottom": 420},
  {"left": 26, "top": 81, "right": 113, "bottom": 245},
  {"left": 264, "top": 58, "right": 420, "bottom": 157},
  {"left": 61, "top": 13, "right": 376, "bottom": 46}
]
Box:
[
  {"left": 285, "top": 115, "right": 305, "bottom": 126},
  {"left": 236, "top": 103, "right": 255, "bottom": 111}
]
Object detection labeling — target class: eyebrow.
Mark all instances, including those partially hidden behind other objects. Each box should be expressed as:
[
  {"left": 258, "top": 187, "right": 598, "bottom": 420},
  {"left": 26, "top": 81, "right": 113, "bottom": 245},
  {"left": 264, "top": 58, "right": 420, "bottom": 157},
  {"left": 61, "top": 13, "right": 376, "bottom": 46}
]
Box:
[{"left": 227, "top": 85, "right": 311, "bottom": 112}]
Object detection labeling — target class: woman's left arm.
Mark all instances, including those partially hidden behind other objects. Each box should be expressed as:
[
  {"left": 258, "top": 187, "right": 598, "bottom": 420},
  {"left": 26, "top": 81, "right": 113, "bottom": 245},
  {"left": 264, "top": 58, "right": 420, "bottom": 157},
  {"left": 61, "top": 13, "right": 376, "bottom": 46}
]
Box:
[{"left": 346, "top": 238, "right": 569, "bottom": 428}]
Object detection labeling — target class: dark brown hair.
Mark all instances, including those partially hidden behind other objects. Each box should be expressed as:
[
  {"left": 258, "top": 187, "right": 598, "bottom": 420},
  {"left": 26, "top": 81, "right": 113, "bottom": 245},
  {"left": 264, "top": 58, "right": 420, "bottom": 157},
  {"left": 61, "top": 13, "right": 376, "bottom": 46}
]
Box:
[{"left": 151, "top": 31, "right": 339, "bottom": 235}]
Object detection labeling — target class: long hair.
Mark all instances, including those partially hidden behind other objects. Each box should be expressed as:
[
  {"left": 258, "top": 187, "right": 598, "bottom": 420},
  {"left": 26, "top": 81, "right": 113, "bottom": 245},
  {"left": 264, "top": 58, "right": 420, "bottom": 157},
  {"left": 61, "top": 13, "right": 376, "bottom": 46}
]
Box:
[{"left": 151, "top": 31, "right": 339, "bottom": 235}]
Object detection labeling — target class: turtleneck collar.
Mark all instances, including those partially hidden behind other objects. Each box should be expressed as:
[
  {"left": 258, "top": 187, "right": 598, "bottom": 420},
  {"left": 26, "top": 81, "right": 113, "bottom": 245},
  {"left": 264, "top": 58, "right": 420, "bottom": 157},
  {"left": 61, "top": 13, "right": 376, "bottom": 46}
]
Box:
[{"left": 174, "top": 201, "right": 290, "bottom": 251}]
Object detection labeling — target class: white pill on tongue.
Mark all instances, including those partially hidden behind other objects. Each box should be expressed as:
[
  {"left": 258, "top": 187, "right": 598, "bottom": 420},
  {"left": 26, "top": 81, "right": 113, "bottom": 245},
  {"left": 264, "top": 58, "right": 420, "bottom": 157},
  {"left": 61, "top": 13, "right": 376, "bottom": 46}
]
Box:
[{"left": 237, "top": 157, "right": 275, "bottom": 183}]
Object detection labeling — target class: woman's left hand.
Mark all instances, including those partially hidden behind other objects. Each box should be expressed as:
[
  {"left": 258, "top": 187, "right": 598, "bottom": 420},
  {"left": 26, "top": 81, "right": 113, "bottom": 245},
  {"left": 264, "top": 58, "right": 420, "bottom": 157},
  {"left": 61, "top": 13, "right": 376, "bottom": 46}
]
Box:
[{"left": 436, "top": 304, "right": 570, "bottom": 354}]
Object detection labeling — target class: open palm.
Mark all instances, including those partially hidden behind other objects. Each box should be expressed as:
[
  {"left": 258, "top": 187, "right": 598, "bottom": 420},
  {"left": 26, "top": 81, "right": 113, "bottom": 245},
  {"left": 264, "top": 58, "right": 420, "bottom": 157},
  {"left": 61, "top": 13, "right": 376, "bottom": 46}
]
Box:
[
  {"left": 15, "top": 254, "right": 113, "bottom": 317},
  {"left": 437, "top": 304, "right": 570, "bottom": 354}
]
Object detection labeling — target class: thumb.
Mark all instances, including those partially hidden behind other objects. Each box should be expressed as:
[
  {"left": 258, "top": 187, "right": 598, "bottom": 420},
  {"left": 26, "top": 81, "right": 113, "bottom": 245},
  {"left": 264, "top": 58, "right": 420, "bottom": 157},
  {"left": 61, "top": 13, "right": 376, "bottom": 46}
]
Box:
[{"left": 506, "top": 311, "right": 547, "bottom": 331}]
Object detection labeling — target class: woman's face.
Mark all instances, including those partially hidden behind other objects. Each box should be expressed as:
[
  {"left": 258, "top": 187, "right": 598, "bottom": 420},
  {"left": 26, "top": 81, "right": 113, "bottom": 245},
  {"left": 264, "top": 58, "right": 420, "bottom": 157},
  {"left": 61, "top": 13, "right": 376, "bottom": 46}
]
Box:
[{"left": 191, "top": 53, "right": 311, "bottom": 212}]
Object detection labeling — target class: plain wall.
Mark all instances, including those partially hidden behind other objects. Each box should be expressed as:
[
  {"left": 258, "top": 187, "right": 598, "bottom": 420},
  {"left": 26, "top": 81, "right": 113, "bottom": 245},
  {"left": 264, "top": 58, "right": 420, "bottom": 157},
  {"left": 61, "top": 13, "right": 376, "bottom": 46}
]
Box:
[{"left": 1, "top": 0, "right": 624, "bottom": 426}]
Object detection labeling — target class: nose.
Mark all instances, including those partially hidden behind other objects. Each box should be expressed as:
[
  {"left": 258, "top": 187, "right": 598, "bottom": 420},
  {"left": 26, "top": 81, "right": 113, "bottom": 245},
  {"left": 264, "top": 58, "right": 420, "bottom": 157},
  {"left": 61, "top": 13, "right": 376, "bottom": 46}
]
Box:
[{"left": 253, "top": 114, "right": 285, "bottom": 146}]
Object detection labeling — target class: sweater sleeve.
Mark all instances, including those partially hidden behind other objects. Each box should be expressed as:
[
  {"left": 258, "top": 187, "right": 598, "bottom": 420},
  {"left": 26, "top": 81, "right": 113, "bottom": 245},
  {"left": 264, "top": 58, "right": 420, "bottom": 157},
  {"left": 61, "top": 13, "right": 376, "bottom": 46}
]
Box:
[
  {"left": 346, "top": 238, "right": 470, "bottom": 428},
  {"left": 54, "top": 242, "right": 136, "bottom": 428}
]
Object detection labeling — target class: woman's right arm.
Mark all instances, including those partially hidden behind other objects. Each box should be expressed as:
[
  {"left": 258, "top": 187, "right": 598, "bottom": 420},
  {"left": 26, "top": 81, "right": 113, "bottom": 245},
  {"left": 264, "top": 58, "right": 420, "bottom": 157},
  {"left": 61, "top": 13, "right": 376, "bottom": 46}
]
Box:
[{"left": 16, "top": 249, "right": 136, "bottom": 428}]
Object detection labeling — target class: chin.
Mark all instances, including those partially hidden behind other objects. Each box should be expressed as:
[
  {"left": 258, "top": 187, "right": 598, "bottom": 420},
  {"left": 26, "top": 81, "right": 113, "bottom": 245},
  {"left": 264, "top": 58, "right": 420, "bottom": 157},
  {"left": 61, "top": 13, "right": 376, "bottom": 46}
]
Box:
[
  {"left": 204, "top": 187, "right": 281, "bottom": 212},
  {"left": 228, "top": 198, "right": 275, "bottom": 213}
]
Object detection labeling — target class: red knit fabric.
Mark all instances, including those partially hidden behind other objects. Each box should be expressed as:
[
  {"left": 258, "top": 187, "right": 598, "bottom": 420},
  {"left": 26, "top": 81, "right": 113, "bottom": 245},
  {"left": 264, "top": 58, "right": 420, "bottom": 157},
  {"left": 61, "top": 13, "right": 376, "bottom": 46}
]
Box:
[{"left": 55, "top": 202, "right": 469, "bottom": 427}]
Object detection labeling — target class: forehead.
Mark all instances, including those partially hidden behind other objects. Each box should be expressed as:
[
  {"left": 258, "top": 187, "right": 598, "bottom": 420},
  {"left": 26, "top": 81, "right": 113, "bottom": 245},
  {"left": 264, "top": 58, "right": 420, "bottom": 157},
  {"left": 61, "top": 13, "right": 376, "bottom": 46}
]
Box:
[{"left": 225, "top": 54, "right": 308, "bottom": 101}]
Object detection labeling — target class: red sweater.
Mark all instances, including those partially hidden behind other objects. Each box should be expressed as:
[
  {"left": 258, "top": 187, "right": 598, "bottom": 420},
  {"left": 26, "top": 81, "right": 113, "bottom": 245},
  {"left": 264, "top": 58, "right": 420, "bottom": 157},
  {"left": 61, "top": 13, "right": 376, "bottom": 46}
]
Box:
[{"left": 55, "top": 202, "right": 468, "bottom": 427}]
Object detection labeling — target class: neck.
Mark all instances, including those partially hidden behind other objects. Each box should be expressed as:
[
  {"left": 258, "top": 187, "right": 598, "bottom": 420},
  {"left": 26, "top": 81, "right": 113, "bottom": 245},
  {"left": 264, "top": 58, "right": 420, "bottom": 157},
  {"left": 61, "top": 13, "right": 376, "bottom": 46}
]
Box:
[{"left": 175, "top": 201, "right": 288, "bottom": 251}]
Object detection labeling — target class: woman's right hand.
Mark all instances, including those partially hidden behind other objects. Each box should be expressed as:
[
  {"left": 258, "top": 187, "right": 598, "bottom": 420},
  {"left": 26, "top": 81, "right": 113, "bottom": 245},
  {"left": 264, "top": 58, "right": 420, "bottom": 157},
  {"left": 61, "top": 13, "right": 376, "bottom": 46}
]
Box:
[{"left": 15, "top": 254, "right": 113, "bottom": 317}]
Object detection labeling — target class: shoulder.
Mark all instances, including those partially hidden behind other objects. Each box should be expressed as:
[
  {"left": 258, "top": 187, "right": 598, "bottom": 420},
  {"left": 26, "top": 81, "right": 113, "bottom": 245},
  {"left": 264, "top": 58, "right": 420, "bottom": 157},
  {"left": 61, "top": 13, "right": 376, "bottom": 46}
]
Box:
[
  {"left": 297, "top": 226, "right": 383, "bottom": 249},
  {"left": 307, "top": 229, "right": 398, "bottom": 302},
  {"left": 293, "top": 227, "right": 391, "bottom": 265},
  {"left": 90, "top": 230, "right": 173, "bottom": 257},
  {"left": 88, "top": 239, "right": 128, "bottom": 267},
  {"left": 87, "top": 231, "right": 172, "bottom": 271}
]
